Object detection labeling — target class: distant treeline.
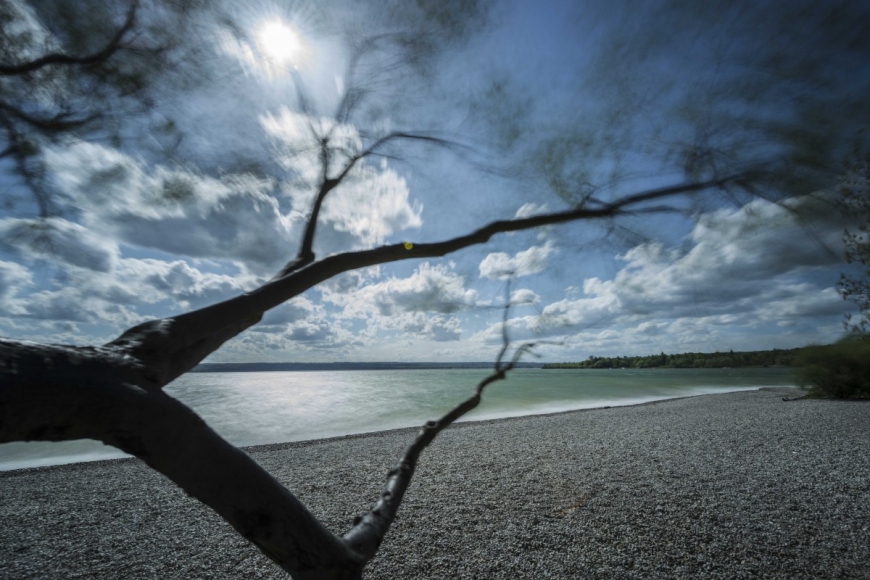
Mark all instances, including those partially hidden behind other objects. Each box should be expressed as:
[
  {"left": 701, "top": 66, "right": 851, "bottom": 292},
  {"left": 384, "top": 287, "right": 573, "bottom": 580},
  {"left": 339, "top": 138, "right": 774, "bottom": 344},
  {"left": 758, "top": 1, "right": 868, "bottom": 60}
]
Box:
[
  {"left": 542, "top": 348, "right": 802, "bottom": 369},
  {"left": 193, "top": 361, "right": 543, "bottom": 372}
]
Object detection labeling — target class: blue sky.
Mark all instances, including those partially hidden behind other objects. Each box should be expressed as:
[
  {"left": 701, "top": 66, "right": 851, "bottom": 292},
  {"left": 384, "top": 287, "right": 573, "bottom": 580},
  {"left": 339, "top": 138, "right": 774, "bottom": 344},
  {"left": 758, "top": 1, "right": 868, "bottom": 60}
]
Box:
[{"left": 0, "top": 0, "right": 861, "bottom": 362}]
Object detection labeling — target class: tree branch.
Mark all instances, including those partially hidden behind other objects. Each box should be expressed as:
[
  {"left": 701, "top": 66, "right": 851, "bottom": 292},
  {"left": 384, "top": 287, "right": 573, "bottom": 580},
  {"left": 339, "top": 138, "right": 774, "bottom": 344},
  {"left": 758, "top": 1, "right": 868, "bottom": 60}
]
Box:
[
  {"left": 343, "top": 285, "right": 533, "bottom": 558},
  {"left": 0, "top": 339, "right": 365, "bottom": 579},
  {"left": 0, "top": 1, "right": 138, "bottom": 76},
  {"left": 341, "top": 359, "right": 522, "bottom": 558},
  {"left": 0, "top": 309, "right": 535, "bottom": 577},
  {"left": 275, "top": 131, "right": 468, "bottom": 280},
  {"left": 107, "top": 172, "right": 749, "bottom": 388},
  {"left": 0, "top": 100, "right": 100, "bottom": 133},
  {"left": 355, "top": 131, "right": 467, "bottom": 164}
]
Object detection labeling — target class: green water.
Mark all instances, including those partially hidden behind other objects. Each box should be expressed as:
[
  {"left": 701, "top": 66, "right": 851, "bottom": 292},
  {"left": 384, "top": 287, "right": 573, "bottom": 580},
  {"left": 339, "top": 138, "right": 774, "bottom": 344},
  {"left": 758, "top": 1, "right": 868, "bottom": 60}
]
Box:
[{"left": 0, "top": 367, "right": 797, "bottom": 470}]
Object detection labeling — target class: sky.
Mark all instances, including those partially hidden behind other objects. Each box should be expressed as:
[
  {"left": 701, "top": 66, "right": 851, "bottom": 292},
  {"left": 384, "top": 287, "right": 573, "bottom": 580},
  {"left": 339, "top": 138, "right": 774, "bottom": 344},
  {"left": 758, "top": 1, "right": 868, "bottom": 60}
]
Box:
[{"left": 0, "top": 0, "right": 862, "bottom": 363}]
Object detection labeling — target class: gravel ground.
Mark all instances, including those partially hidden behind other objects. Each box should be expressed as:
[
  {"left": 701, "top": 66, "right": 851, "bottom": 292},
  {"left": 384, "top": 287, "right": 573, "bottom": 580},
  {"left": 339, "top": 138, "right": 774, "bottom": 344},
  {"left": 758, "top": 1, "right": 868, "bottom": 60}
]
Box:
[{"left": 1, "top": 387, "right": 868, "bottom": 579}]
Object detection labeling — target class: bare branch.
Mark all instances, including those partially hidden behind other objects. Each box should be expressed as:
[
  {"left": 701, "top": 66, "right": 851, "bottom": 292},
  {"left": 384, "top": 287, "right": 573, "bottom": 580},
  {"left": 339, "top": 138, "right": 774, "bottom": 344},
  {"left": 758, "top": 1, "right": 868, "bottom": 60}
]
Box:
[
  {"left": 0, "top": 100, "right": 100, "bottom": 133},
  {"left": 495, "top": 275, "right": 514, "bottom": 368},
  {"left": 285, "top": 144, "right": 339, "bottom": 274},
  {"left": 357, "top": 131, "right": 471, "bottom": 164},
  {"left": 0, "top": 1, "right": 139, "bottom": 76},
  {"left": 333, "top": 32, "right": 420, "bottom": 124},
  {"left": 341, "top": 364, "right": 505, "bottom": 558},
  {"left": 0, "top": 339, "right": 366, "bottom": 579},
  {"left": 343, "top": 290, "right": 534, "bottom": 559},
  {"left": 0, "top": 308, "right": 537, "bottom": 577},
  {"left": 106, "top": 172, "right": 750, "bottom": 389},
  {"left": 276, "top": 131, "right": 468, "bottom": 279},
  {"left": 324, "top": 131, "right": 471, "bottom": 207}
]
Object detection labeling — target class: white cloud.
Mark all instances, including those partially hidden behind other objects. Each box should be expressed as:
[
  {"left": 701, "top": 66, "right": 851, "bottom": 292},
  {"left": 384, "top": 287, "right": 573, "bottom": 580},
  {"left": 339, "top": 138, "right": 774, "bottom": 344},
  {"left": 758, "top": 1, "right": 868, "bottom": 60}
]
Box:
[
  {"left": 479, "top": 241, "right": 555, "bottom": 279},
  {"left": 230, "top": 316, "right": 363, "bottom": 355},
  {"left": 321, "top": 160, "right": 422, "bottom": 246},
  {"left": 328, "top": 262, "right": 477, "bottom": 317},
  {"left": 686, "top": 196, "right": 843, "bottom": 278},
  {"left": 752, "top": 285, "right": 844, "bottom": 321},
  {"left": 44, "top": 142, "right": 296, "bottom": 272},
  {"left": 1, "top": 99, "right": 430, "bottom": 350},
  {"left": 0, "top": 252, "right": 255, "bottom": 332},
  {"left": 514, "top": 202, "right": 548, "bottom": 218},
  {"left": 319, "top": 262, "right": 477, "bottom": 342},
  {"left": 263, "top": 109, "right": 422, "bottom": 248},
  {"left": 544, "top": 197, "right": 844, "bottom": 325},
  {"left": 539, "top": 290, "right": 615, "bottom": 329},
  {"left": 41, "top": 120, "right": 424, "bottom": 277},
  {"left": 530, "top": 196, "right": 847, "bottom": 354},
  {"left": 129, "top": 259, "right": 249, "bottom": 309},
  {"left": 23, "top": 286, "right": 141, "bottom": 327},
  {"left": 257, "top": 297, "right": 316, "bottom": 328},
  {"left": 472, "top": 314, "right": 543, "bottom": 345},
  {"left": 394, "top": 312, "right": 463, "bottom": 342},
  {"left": 510, "top": 288, "right": 540, "bottom": 304},
  {"left": 0, "top": 260, "right": 32, "bottom": 316},
  {"left": 8, "top": 117, "right": 423, "bottom": 344}
]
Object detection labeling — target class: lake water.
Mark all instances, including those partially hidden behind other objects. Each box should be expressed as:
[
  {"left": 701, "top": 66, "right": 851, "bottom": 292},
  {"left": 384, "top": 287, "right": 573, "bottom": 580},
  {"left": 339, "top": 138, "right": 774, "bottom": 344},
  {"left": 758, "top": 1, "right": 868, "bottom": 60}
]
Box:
[{"left": 0, "top": 367, "right": 798, "bottom": 471}]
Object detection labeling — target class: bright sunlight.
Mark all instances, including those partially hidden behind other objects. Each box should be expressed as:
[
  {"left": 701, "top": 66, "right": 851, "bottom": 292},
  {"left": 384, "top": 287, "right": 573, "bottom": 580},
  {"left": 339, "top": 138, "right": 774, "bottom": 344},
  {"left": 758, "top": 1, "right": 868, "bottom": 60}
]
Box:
[{"left": 257, "top": 19, "right": 301, "bottom": 65}]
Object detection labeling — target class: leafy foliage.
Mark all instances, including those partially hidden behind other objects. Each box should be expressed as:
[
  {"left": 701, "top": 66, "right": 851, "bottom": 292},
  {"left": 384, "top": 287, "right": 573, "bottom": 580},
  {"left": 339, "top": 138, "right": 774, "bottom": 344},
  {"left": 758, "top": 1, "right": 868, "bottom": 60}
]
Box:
[
  {"left": 0, "top": 0, "right": 199, "bottom": 218},
  {"left": 542, "top": 348, "right": 800, "bottom": 369},
  {"left": 794, "top": 335, "right": 870, "bottom": 399},
  {"left": 837, "top": 146, "right": 870, "bottom": 333}
]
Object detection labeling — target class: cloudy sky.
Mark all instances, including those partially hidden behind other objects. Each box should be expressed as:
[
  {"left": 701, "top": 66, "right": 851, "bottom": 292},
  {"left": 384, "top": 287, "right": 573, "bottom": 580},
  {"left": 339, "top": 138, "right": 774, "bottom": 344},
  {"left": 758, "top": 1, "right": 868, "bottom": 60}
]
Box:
[{"left": 0, "top": 0, "right": 860, "bottom": 363}]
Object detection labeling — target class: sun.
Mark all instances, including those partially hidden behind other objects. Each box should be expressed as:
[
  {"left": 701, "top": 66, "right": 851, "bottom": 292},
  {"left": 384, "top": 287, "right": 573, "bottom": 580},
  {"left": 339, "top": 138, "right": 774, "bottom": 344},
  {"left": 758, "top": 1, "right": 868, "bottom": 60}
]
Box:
[{"left": 257, "top": 19, "right": 301, "bottom": 65}]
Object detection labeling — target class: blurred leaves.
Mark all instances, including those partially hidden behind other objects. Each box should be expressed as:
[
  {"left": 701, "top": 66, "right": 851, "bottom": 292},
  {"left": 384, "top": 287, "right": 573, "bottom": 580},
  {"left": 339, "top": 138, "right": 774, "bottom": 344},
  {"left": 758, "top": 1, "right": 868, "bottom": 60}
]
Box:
[
  {"left": 533, "top": 0, "right": 870, "bottom": 206},
  {"left": 795, "top": 335, "right": 870, "bottom": 398},
  {"left": 836, "top": 143, "right": 870, "bottom": 333}
]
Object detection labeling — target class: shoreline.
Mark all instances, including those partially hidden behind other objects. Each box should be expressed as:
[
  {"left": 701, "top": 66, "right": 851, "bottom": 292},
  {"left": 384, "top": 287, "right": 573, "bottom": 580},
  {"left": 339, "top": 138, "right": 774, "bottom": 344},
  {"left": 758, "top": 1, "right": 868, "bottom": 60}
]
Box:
[
  {"left": 2, "top": 387, "right": 868, "bottom": 579},
  {"left": 1, "top": 384, "right": 781, "bottom": 474}
]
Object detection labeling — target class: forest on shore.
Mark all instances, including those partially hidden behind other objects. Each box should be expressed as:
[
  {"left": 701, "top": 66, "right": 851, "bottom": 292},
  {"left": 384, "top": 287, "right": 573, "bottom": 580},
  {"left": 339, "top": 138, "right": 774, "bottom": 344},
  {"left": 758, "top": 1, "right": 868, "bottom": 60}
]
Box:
[{"left": 542, "top": 348, "right": 802, "bottom": 369}]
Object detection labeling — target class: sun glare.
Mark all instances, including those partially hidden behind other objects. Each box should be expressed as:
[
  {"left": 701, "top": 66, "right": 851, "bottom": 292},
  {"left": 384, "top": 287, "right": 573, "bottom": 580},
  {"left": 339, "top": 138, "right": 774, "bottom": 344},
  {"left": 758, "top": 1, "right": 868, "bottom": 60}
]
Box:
[{"left": 258, "top": 19, "right": 301, "bottom": 65}]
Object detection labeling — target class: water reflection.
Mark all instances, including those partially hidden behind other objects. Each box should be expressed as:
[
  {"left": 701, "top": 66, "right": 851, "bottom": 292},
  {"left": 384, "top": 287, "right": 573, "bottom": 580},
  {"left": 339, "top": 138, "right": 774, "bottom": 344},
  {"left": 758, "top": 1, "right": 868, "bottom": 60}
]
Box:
[{"left": 0, "top": 368, "right": 796, "bottom": 470}]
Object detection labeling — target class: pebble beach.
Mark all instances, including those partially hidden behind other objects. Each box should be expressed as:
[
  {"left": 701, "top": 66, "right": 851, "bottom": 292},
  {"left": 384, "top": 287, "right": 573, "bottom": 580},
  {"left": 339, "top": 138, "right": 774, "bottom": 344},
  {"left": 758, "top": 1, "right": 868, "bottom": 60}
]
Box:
[{"left": 1, "top": 387, "right": 868, "bottom": 579}]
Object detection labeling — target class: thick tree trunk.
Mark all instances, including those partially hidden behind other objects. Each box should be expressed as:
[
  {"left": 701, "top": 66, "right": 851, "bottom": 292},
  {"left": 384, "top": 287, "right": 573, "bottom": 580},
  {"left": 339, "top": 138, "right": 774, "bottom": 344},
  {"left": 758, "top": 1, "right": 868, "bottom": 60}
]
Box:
[{"left": 0, "top": 340, "right": 365, "bottom": 579}]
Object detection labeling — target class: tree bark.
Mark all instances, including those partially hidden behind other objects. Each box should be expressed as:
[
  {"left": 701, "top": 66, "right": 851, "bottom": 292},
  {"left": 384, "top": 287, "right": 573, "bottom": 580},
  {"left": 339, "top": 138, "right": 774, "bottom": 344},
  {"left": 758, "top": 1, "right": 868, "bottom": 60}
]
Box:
[{"left": 0, "top": 340, "right": 367, "bottom": 578}]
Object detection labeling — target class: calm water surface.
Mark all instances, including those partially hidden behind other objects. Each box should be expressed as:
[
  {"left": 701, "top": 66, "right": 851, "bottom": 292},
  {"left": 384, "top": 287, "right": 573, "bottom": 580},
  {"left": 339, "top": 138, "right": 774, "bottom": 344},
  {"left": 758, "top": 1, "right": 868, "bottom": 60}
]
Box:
[{"left": 0, "top": 367, "right": 797, "bottom": 470}]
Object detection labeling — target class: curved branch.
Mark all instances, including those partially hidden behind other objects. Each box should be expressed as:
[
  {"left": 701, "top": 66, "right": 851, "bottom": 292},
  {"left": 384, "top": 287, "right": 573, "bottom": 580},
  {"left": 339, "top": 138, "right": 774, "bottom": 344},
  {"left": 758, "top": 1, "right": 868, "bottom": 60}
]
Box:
[
  {"left": 107, "top": 172, "right": 749, "bottom": 388},
  {"left": 0, "top": 336, "right": 534, "bottom": 577},
  {"left": 292, "top": 139, "right": 337, "bottom": 268},
  {"left": 0, "top": 1, "right": 138, "bottom": 76},
  {"left": 279, "top": 131, "right": 471, "bottom": 280},
  {"left": 343, "top": 322, "right": 535, "bottom": 559},
  {"left": 0, "top": 100, "right": 99, "bottom": 133},
  {"left": 333, "top": 132, "right": 474, "bottom": 188},
  {"left": 0, "top": 339, "right": 365, "bottom": 579},
  {"left": 342, "top": 364, "right": 509, "bottom": 557}
]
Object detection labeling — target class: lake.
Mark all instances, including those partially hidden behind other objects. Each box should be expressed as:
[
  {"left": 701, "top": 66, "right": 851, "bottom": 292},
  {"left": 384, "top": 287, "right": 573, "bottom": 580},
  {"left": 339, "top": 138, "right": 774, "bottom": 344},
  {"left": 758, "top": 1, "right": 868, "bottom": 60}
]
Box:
[{"left": 0, "top": 367, "right": 798, "bottom": 470}]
